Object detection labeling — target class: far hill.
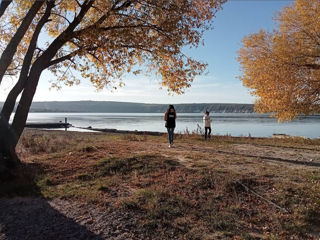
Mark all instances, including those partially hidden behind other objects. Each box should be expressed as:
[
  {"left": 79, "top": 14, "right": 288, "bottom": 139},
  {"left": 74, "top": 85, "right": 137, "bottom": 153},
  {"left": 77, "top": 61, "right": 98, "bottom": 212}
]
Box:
[{"left": 0, "top": 101, "right": 254, "bottom": 113}]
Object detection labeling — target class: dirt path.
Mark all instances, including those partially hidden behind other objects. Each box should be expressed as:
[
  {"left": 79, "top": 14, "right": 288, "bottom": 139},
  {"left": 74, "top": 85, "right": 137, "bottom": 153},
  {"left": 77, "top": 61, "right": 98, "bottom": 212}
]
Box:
[{"left": 138, "top": 141, "right": 320, "bottom": 169}]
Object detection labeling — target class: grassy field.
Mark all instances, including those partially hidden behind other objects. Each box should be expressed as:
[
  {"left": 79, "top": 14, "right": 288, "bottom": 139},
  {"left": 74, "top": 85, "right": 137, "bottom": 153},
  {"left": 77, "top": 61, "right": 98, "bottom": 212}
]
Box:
[{"left": 1, "top": 129, "right": 320, "bottom": 239}]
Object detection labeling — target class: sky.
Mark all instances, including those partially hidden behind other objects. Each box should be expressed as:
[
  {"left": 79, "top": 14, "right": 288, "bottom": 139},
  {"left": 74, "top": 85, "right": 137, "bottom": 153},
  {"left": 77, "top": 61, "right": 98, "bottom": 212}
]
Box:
[{"left": 0, "top": 0, "right": 293, "bottom": 104}]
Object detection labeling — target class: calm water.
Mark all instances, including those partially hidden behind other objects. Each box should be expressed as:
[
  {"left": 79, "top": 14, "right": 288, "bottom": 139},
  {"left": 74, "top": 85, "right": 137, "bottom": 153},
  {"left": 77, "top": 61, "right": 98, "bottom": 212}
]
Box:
[{"left": 20, "top": 112, "right": 320, "bottom": 138}]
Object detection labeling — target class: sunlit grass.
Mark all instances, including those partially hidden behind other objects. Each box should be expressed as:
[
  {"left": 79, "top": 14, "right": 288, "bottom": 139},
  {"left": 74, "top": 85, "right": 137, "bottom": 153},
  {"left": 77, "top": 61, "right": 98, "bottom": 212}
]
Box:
[{"left": 3, "top": 129, "right": 320, "bottom": 239}]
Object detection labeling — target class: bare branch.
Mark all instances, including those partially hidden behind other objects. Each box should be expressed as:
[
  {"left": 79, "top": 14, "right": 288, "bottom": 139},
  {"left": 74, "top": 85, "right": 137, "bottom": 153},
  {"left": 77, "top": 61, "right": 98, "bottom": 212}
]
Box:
[
  {"left": 119, "top": 44, "right": 153, "bottom": 53},
  {"left": 47, "top": 46, "right": 98, "bottom": 67},
  {"left": 113, "top": 12, "right": 173, "bottom": 40},
  {"left": 50, "top": 12, "right": 71, "bottom": 24},
  {"left": 72, "top": 0, "right": 139, "bottom": 39},
  {"left": 112, "top": 0, "right": 134, "bottom": 11},
  {"left": 74, "top": 0, "right": 82, "bottom": 7}
]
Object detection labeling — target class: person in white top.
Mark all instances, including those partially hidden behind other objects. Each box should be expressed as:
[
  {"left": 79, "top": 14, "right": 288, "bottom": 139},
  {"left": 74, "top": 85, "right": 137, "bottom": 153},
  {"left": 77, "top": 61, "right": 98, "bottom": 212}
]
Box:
[{"left": 203, "top": 110, "right": 212, "bottom": 140}]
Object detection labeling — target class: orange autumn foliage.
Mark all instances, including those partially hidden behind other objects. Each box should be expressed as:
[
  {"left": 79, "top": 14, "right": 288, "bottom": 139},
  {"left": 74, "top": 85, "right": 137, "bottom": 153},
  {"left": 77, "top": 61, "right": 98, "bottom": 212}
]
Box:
[
  {"left": 0, "top": 0, "right": 226, "bottom": 157},
  {"left": 238, "top": 0, "right": 320, "bottom": 121},
  {"left": 1, "top": 0, "right": 226, "bottom": 94}
]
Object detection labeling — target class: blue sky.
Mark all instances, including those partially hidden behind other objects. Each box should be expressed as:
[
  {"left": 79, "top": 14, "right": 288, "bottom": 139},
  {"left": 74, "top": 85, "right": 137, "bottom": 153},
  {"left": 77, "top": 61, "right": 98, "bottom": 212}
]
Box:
[{"left": 0, "top": 0, "right": 293, "bottom": 103}]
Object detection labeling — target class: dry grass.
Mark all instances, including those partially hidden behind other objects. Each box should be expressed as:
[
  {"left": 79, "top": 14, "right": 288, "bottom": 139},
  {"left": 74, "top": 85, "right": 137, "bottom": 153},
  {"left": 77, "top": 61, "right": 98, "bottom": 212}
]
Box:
[{"left": 2, "top": 129, "right": 320, "bottom": 239}]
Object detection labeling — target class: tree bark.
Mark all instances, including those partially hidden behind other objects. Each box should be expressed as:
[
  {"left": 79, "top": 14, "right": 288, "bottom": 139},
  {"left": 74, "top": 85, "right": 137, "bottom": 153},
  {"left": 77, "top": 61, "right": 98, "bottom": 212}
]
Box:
[
  {"left": 0, "top": 0, "right": 94, "bottom": 171},
  {"left": 0, "top": 115, "right": 20, "bottom": 174},
  {"left": 1, "top": 0, "right": 54, "bottom": 122},
  {"left": 11, "top": 65, "right": 43, "bottom": 146},
  {"left": 0, "top": 0, "right": 44, "bottom": 86},
  {"left": 10, "top": 0, "right": 94, "bottom": 145}
]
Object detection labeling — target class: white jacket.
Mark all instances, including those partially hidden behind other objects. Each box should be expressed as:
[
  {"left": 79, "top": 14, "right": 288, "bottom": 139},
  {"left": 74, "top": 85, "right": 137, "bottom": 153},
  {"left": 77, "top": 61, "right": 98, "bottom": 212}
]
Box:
[{"left": 203, "top": 115, "right": 211, "bottom": 127}]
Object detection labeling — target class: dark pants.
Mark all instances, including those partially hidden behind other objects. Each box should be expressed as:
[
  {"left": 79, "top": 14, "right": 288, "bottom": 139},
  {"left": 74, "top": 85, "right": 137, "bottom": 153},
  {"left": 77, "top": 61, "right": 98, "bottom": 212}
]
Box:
[
  {"left": 205, "top": 127, "right": 211, "bottom": 139},
  {"left": 167, "top": 127, "right": 174, "bottom": 144}
]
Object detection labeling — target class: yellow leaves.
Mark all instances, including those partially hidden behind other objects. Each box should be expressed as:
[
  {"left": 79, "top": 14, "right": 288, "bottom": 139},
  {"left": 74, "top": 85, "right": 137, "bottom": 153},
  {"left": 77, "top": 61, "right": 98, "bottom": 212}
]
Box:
[
  {"left": 152, "top": 53, "right": 205, "bottom": 94},
  {"left": 4, "top": 0, "right": 224, "bottom": 96},
  {"left": 17, "top": 0, "right": 34, "bottom": 10},
  {"left": 134, "top": 2, "right": 142, "bottom": 10},
  {"left": 48, "top": 27, "right": 60, "bottom": 38},
  {"left": 69, "top": 0, "right": 222, "bottom": 93},
  {"left": 9, "top": 16, "right": 20, "bottom": 26},
  {"left": 60, "top": 1, "right": 77, "bottom": 12},
  {"left": 15, "top": 0, "right": 35, "bottom": 15},
  {"left": 238, "top": 0, "right": 320, "bottom": 121}
]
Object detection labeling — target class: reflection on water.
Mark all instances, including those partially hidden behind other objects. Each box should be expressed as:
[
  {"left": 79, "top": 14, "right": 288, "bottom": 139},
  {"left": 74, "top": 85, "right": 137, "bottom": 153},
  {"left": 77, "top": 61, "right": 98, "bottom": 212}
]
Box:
[{"left": 18, "top": 112, "right": 320, "bottom": 138}]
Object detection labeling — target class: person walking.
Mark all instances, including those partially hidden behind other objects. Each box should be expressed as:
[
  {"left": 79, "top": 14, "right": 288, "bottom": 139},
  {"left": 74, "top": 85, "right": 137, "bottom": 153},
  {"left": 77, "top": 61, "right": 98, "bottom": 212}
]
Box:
[
  {"left": 203, "top": 110, "right": 212, "bottom": 140},
  {"left": 164, "top": 105, "right": 176, "bottom": 148}
]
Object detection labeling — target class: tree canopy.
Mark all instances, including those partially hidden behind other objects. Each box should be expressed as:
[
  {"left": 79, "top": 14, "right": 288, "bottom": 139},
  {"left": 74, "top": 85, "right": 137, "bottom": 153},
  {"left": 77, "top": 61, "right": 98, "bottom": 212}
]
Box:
[
  {"left": 238, "top": 0, "right": 320, "bottom": 121},
  {"left": 0, "top": 0, "right": 225, "bottom": 169},
  {"left": 1, "top": 0, "right": 225, "bottom": 93}
]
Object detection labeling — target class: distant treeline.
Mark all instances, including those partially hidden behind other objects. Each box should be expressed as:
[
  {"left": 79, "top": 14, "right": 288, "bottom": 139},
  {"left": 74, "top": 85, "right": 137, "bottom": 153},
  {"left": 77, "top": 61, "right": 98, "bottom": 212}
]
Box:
[{"left": 0, "top": 101, "right": 254, "bottom": 113}]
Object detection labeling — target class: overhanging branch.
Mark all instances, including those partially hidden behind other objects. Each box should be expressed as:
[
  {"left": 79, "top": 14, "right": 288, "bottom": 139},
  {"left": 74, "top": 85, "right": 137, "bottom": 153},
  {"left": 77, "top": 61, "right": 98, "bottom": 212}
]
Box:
[{"left": 47, "top": 46, "right": 98, "bottom": 67}]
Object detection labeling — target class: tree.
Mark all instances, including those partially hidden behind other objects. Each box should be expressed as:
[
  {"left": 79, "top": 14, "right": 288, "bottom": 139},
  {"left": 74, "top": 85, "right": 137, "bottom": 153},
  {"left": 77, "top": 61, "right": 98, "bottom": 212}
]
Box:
[
  {"left": 0, "top": 0, "right": 226, "bottom": 172},
  {"left": 238, "top": 0, "right": 320, "bottom": 121}
]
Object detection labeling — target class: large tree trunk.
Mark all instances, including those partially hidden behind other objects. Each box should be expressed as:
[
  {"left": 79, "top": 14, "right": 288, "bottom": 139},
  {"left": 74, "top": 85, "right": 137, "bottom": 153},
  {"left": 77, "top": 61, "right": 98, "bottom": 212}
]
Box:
[
  {"left": 10, "top": 0, "right": 94, "bottom": 142},
  {"left": 0, "top": 62, "right": 44, "bottom": 172},
  {"left": 11, "top": 70, "right": 43, "bottom": 146},
  {"left": 0, "top": 65, "right": 43, "bottom": 174},
  {"left": 0, "top": 0, "right": 94, "bottom": 171},
  {"left": 1, "top": 0, "right": 54, "bottom": 122},
  {"left": 0, "top": 1, "right": 54, "bottom": 173},
  {"left": 0, "top": 0, "right": 43, "bottom": 85},
  {"left": 0, "top": 115, "right": 20, "bottom": 176}
]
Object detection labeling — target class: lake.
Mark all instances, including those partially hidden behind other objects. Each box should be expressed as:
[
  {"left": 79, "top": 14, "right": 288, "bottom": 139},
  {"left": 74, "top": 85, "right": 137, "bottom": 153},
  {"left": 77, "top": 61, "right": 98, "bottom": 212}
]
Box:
[{"left": 22, "top": 112, "right": 320, "bottom": 138}]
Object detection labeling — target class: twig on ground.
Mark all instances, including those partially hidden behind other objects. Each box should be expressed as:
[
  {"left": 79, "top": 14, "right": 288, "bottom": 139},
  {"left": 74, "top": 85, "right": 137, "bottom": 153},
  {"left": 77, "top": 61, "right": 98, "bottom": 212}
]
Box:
[{"left": 236, "top": 180, "right": 289, "bottom": 213}]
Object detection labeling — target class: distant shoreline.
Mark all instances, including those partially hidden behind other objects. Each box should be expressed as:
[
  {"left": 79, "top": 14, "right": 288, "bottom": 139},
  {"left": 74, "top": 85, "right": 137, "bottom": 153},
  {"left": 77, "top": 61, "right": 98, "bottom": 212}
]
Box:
[
  {"left": 0, "top": 101, "right": 255, "bottom": 113},
  {"left": 25, "top": 128, "right": 315, "bottom": 140}
]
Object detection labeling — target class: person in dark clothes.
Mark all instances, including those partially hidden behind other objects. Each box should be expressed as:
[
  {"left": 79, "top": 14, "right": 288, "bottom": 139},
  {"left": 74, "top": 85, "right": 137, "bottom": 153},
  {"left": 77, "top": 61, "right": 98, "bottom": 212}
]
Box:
[
  {"left": 203, "top": 110, "right": 212, "bottom": 140},
  {"left": 164, "top": 105, "right": 177, "bottom": 147}
]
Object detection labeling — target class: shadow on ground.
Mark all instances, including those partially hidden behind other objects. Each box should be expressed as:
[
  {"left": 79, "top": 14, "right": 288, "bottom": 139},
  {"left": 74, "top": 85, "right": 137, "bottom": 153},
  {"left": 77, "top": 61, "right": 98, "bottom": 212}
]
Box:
[
  {"left": 0, "top": 198, "right": 104, "bottom": 240},
  {"left": 0, "top": 162, "right": 103, "bottom": 240}
]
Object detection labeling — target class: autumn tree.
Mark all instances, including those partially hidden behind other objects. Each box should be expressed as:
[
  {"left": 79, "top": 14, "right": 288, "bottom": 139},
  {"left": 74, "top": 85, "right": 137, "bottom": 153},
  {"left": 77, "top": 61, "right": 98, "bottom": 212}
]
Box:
[
  {"left": 0, "top": 0, "right": 225, "bottom": 172},
  {"left": 238, "top": 0, "right": 320, "bottom": 121}
]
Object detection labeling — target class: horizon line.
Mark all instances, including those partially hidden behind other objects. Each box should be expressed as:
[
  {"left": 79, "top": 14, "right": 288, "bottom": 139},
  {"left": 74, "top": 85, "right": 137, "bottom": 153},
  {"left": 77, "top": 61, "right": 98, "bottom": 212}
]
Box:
[{"left": 0, "top": 100, "right": 254, "bottom": 105}]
